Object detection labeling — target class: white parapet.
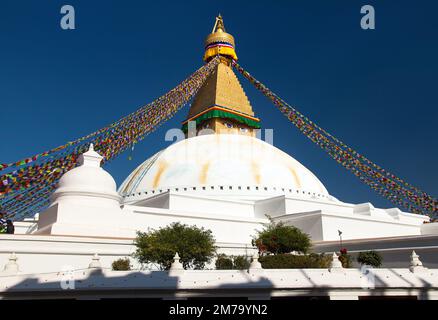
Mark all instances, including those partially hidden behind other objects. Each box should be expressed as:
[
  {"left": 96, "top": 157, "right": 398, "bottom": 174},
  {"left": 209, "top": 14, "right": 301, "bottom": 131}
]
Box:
[{"left": 0, "top": 266, "right": 436, "bottom": 300}]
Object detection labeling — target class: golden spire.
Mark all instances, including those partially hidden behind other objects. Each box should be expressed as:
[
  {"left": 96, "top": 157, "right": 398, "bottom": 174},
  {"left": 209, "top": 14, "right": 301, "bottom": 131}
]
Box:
[
  {"left": 212, "top": 14, "right": 226, "bottom": 32},
  {"left": 182, "top": 15, "right": 260, "bottom": 136},
  {"left": 203, "top": 14, "right": 237, "bottom": 62}
]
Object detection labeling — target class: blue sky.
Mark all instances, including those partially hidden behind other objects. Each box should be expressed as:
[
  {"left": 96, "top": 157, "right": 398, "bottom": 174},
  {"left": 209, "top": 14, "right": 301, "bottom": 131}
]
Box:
[{"left": 0, "top": 0, "right": 436, "bottom": 209}]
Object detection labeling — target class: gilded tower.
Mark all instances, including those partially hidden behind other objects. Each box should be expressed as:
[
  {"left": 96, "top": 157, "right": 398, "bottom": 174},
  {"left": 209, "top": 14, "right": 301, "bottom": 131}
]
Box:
[{"left": 182, "top": 15, "right": 260, "bottom": 136}]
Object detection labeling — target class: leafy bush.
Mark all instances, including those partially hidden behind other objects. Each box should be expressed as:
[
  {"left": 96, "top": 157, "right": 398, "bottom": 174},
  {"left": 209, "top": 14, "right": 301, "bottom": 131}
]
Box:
[
  {"left": 215, "top": 254, "right": 251, "bottom": 270},
  {"left": 112, "top": 258, "right": 131, "bottom": 271},
  {"left": 357, "top": 251, "right": 382, "bottom": 268},
  {"left": 215, "top": 254, "right": 233, "bottom": 270},
  {"left": 259, "top": 253, "right": 331, "bottom": 269},
  {"left": 233, "top": 255, "right": 250, "bottom": 270},
  {"left": 338, "top": 252, "right": 353, "bottom": 268},
  {"left": 133, "top": 222, "right": 216, "bottom": 270},
  {"left": 252, "top": 219, "right": 311, "bottom": 254}
]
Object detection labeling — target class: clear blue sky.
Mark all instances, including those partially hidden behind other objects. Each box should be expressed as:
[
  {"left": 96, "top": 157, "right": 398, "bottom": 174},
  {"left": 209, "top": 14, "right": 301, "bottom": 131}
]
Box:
[{"left": 0, "top": 0, "right": 436, "bottom": 209}]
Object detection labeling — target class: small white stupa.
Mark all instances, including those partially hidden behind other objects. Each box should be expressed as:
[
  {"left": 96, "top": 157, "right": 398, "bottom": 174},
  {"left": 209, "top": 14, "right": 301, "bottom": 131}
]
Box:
[{"left": 35, "top": 144, "right": 125, "bottom": 237}]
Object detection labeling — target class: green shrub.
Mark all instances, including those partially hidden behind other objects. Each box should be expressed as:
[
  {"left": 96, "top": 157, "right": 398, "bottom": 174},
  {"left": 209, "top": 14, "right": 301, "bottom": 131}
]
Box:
[
  {"left": 357, "top": 251, "right": 382, "bottom": 268},
  {"left": 215, "top": 254, "right": 233, "bottom": 270},
  {"left": 133, "top": 222, "right": 216, "bottom": 270},
  {"left": 215, "top": 254, "right": 251, "bottom": 270},
  {"left": 259, "top": 253, "right": 331, "bottom": 269},
  {"left": 112, "top": 258, "right": 131, "bottom": 271},
  {"left": 252, "top": 219, "right": 311, "bottom": 254},
  {"left": 233, "top": 255, "right": 250, "bottom": 270},
  {"left": 338, "top": 253, "right": 353, "bottom": 268}
]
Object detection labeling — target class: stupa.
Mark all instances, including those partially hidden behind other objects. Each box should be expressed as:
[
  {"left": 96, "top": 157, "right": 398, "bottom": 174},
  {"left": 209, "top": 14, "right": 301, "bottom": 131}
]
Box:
[{"left": 1, "top": 15, "right": 432, "bottom": 274}]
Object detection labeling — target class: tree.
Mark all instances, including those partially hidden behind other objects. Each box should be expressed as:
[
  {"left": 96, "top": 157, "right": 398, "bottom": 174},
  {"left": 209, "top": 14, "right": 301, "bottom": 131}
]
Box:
[
  {"left": 252, "top": 219, "right": 311, "bottom": 254},
  {"left": 357, "top": 251, "right": 383, "bottom": 268},
  {"left": 133, "top": 222, "right": 216, "bottom": 270}
]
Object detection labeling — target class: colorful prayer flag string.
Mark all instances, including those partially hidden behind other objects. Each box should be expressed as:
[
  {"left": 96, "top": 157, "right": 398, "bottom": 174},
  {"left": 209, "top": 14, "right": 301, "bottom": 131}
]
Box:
[
  {"left": 232, "top": 60, "right": 437, "bottom": 217},
  {"left": 0, "top": 57, "right": 220, "bottom": 218}
]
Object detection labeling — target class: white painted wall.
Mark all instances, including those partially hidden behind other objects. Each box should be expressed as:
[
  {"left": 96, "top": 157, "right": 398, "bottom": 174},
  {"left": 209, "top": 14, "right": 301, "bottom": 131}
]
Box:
[
  {"left": 1, "top": 263, "right": 437, "bottom": 300},
  {"left": 275, "top": 212, "right": 324, "bottom": 240},
  {"left": 29, "top": 188, "right": 429, "bottom": 243},
  {"left": 422, "top": 222, "right": 438, "bottom": 235},
  {"left": 0, "top": 234, "right": 257, "bottom": 274},
  {"left": 320, "top": 213, "right": 423, "bottom": 241},
  {"left": 123, "top": 205, "right": 266, "bottom": 244}
]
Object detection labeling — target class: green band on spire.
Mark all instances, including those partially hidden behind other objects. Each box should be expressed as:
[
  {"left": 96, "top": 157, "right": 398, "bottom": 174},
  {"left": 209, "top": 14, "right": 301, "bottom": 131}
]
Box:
[{"left": 182, "top": 109, "right": 261, "bottom": 132}]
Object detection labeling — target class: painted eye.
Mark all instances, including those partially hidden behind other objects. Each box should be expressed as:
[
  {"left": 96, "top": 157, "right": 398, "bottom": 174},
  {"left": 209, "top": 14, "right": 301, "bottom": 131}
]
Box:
[{"left": 225, "top": 122, "right": 233, "bottom": 128}]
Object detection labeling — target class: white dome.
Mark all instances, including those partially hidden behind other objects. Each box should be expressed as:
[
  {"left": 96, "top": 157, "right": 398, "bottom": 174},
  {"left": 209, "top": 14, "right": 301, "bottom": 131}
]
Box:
[
  {"left": 119, "top": 134, "right": 329, "bottom": 196},
  {"left": 58, "top": 166, "right": 117, "bottom": 194},
  {"left": 55, "top": 145, "right": 120, "bottom": 200}
]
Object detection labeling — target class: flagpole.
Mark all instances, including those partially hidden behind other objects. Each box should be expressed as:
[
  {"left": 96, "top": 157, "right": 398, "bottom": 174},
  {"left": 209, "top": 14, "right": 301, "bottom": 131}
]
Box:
[{"left": 338, "top": 230, "right": 343, "bottom": 251}]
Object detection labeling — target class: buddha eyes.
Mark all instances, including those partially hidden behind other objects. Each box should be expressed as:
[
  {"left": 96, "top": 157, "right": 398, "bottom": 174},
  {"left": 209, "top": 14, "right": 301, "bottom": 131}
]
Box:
[{"left": 223, "top": 122, "right": 249, "bottom": 132}]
